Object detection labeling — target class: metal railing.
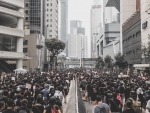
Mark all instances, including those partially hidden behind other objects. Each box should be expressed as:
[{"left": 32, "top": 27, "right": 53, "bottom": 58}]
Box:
[{"left": 66, "top": 78, "right": 86, "bottom": 113}]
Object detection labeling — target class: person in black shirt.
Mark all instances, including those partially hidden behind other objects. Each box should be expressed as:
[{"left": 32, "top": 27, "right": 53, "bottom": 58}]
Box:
[
  {"left": 16, "top": 99, "right": 30, "bottom": 113},
  {"left": 123, "top": 100, "right": 136, "bottom": 113},
  {"left": 124, "top": 85, "right": 131, "bottom": 102},
  {"left": 3, "top": 99, "right": 17, "bottom": 113},
  {"left": 0, "top": 90, "right": 9, "bottom": 110},
  {"left": 31, "top": 95, "right": 44, "bottom": 113},
  {"left": 43, "top": 97, "right": 61, "bottom": 113},
  {"left": 109, "top": 93, "right": 121, "bottom": 112}
]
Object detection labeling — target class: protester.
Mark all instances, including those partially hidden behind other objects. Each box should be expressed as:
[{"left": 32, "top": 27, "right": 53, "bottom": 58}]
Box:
[
  {"left": 94, "top": 95, "right": 111, "bottom": 113},
  {"left": 3, "top": 99, "right": 17, "bottom": 113}
]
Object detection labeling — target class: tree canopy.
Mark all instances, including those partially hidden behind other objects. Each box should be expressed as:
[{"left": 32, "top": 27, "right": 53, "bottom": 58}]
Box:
[
  {"left": 114, "top": 53, "right": 128, "bottom": 70},
  {"left": 45, "top": 38, "right": 66, "bottom": 56},
  {"left": 104, "top": 55, "right": 112, "bottom": 68},
  {"left": 95, "top": 56, "right": 105, "bottom": 69}
]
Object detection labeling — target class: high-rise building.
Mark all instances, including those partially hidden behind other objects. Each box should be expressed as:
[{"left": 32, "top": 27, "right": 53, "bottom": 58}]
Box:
[
  {"left": 96, "top": 0, "right": 120, "bottom": 58},
  {"left": 59, "top": 0, "right": 68, "bottom": 44},
  {"left": 23, "top": 0, "right": 59, "bottom": 71},
  {"left": 91, "top": 5, "right": 102, "bottom": 58},
  {"left": 0, "top": 0, "right": 26, "bottom": 72},
  {"left": 67, "top": 21, "right": 88, "bottom": 58},
  {"left": 45, "top": 0, "right": 58, "bottom": 38},
  {"left": 120, "top": 0, "right": 136, "bottom": 54},
  {"left": 67, "top": 34, "right": 88, "bottom": 59},
  {"left": 70, "top": 20, "right": 85, "bottom": 35},
  {"left": 29, "top": 0, "right": 58, "bottom": 38},
  {"left": 24, "top": 0, "right": 30, "bottom": 35}
]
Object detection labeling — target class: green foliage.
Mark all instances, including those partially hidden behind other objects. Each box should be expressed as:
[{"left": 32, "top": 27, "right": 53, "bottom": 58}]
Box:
[
  {"left": 114, "top": 53, "right": 128, "bottom": 70},
  {"left": 95, "top": 56, "right": 105, "bottom": 69},
  {"left": 45, "top": 38, "right": 66, "bottom": 71},
  {"left": 45, "top": 38, "right": 66, "bottom": 56},
  {"left": 104, "top": 55, "right": 112, "bottom": 68}
]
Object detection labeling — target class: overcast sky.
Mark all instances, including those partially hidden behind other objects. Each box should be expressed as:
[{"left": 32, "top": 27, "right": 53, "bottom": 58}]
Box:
[{"left": 68, "top": 0, "right": 93, "bottom": 57}]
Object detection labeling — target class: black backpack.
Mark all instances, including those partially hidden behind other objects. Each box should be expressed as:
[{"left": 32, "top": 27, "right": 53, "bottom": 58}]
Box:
[{"left": 50, "top": 88, "right": 55, "bottom": 95}]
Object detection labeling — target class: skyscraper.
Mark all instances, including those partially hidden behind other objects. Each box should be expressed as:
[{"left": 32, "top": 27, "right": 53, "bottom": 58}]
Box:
[
  {"left": 30, "top": 0, "right": 58, "bottom": 38},
  {"left": 91, "top": 5, "right": 102, "bottom": 58},
  {"left": 67, "top": 21, "right": 88, "bottom": 58},
  {"left": 70, "top": 20, "right": 85, "bottom": 35},
  {"left": 59, "top": 0, "right": 68, "bottom": 53}
]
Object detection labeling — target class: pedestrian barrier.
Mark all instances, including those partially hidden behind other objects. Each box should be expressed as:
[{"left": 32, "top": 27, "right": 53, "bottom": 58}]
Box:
[{"left": 66, "top": 79, "right": 86, "bottom": 113}]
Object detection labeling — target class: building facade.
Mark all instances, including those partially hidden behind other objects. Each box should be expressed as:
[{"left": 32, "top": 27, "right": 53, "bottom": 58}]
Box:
[
  {"left": 24, "top": 0, "right": 30, "bottom": 35},
  {"left": 67, "top": 34, "right": 88, "bottom": 59},
  {"left": 120, "top": 0, "right": 136, "bottom": 54},
  {"left": 59, "top": 0, "right": 68, "bottom": 47},
  {"left": 23, "top": 34, "right": 45, "bottom": 71},
  {"left": 141, "top": 0, "right": 150, "bottom": 63},
  {"left": 91, "top": 5, "right": 102, "bottom": 58},
  {"left": 67, "top": 20, "right": 88, "bottom": 59},
  {"left": 122, "top": 10, "right": 141, "bottom": 64},
  {"left": 96, "top": 0, "right": 120, "bottom": 59},
  {"left": 0, "top": 0, "right": 25, "bottom": 72}
]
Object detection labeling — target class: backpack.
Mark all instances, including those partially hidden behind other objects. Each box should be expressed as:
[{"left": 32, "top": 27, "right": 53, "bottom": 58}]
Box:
[
  {"left": 51, "top": 108, "right": 58, "bottom": 113},
  {"left": 116, "top": 93, "right": 123, "bottom": 104},
  {"left": 50, "top": 88, "right": 55, "bottom": 94},
  {"left": 97, "top": 106, "right": 107, "bottom": 113}
]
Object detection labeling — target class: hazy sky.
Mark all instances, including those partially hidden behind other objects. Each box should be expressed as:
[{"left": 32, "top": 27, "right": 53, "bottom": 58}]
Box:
[{"left": 68, "top": 0, "right": 93, "bottom": 57}]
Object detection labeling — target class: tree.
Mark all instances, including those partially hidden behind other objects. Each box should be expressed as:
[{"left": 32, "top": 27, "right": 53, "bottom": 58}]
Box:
[
  {"left": 114, "top": 53, "right": 128, "bottom": 71},
  {"left": 104, "top": 55, "right": 113, "bottom": 69},
  {"left": 45, "top": 38, "right": 66, "bottom": 71},
  {"left": 95, "top": 56, "right": 105, "bottom": 69}
]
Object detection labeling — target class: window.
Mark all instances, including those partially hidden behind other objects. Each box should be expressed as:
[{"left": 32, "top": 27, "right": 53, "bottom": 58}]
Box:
[
  {"left": 136, "top": 31, "right": 141, "bottom": 37},
  {"left": 50, "top": 25, "right": 52, "bottom": 27},
  {"left": 50, "top": 9, "right": 52, "bottom": 11},
  {"left": 50, "top": 14, "right": 52, "bottom": 17},
  {"left": 50, "top": 19, "right": 52, "bottom": 22},
  {"left": 23, "top": 48, "right": 28, "bottom": 53},
  {"left": 47, "top": 4, "right": 49, "bottom": 6},
  {"left": 25, "top": 10, "right": 29, "bottom": 14},
  {"left": 50, "top": 30, "right": 52, "bottom": 32},
  {"left": 47, "top": 25, "right": 49, "bottom": 27},
  {"left": 51, "top": 3, "right": 52, "bottom": 6},
  {"left": 47, "top": 14, "right": 49, "bottom": 16},
  {"left": 47, "top": 19, "right": 49, "bottom": 22},
  {"left": 50, "top": 35, "right": 52, "bottom": 37},
  {"left": 25, "top": 17, "right": 29, "bottom": 21},
  {"left": 23, "top": 40, "right": 28, "bottom": 45},
  {"left": 47, "top": 9, "right": 49, "bottom": 11},
  {"left": 26, "top": 3, "right": 29, "bottom": 7},
  {"left": 133, "top": 34, "right": 135, "bottom": 38}
]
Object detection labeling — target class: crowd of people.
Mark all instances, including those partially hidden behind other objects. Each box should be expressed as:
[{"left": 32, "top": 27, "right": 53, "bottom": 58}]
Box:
[
  {"left": 0, "top": 70, "right": 74, "bottom": 113},
  {"left": 1, "top": 68, "right": 150, "bottom": 113},
  {"left": 79, "top": 70, "right": 150, "bottom": 113}
]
